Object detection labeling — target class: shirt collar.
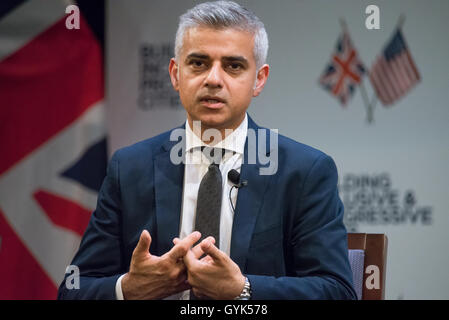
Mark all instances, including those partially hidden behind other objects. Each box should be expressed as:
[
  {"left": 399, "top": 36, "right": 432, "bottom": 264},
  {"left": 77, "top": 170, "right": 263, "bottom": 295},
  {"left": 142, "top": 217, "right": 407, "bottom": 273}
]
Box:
[{"left": 185, "top": 113, "right": 248, "bottom": 155}]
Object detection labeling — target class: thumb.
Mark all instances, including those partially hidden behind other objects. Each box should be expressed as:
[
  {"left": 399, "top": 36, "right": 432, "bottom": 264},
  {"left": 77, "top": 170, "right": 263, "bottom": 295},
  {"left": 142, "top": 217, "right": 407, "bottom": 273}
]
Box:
[{"left": 133, "top": 230, "right": 152, "bottom": 257}]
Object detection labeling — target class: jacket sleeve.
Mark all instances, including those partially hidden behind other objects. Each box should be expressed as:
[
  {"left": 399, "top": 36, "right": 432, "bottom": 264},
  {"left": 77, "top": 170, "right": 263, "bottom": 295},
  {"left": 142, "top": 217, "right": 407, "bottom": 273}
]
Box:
[
  {"left": 57, "top": 151, "right": 125, "bottom": 299},
  {"left": 247, "top": 154, "right": 357, "bottom": 300}
]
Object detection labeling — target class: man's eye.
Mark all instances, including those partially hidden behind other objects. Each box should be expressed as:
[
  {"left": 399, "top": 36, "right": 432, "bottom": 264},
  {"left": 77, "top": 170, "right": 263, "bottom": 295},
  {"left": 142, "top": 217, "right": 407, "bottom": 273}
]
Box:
[
  {"left": 190, "top": 60, "right": 205, "bottom": 68},
  {"left": 227, "top": 63, "right": 243, "bottom": 71}
]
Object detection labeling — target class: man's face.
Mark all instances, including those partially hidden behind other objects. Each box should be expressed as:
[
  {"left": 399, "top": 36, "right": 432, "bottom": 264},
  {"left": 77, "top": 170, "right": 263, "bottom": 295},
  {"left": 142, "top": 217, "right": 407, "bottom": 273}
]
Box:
[{"left": 169, "top": 26, "right": 269, "bottom": 135}]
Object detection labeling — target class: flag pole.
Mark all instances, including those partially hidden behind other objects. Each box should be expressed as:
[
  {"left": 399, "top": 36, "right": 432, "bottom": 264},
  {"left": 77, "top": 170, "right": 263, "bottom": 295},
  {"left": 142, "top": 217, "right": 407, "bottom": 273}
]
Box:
[
  {"left": 340, "top": 18, "right": 374, "bottom": 124},
  {"left": 398, "top": 14, "right": 406, "bottom": 30},
  {"left": 339, "top": 18, "right": 348, "bottom": 32},
  {"left": 360, "top": 80, "right": 374, "bottom": 123}
]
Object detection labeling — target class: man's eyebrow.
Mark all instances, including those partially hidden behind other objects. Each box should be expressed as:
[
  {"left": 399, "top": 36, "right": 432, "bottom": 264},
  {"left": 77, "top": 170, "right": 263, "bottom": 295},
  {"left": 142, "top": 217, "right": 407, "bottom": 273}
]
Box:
[
  {"left": 185, "top": 53, "right": 209, "bottom": 60},
  {"left": 222, "top": 56, "right": 248, "bottom": 64}
]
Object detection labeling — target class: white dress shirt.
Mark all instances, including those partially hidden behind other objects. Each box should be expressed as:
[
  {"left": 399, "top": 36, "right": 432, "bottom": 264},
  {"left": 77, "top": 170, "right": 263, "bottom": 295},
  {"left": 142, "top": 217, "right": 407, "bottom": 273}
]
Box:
[{"left": 116, "top": 114, "right": 248, "bottom": 300}]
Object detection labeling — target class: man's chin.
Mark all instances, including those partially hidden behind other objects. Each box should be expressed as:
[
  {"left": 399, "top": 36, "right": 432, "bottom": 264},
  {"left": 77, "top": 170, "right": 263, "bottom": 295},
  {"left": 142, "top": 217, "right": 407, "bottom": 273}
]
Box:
[
  {"left": 195, "top": 114, "right": 231, "bottom": 130},
  {"left": 188, "top": 109, "right": 245, "bottom": 132}
]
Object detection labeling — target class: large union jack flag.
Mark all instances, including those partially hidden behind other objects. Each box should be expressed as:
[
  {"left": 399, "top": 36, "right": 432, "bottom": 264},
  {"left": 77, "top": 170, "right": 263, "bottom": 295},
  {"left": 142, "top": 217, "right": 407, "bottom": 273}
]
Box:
[
  {"left": 319, "top": 31, "right": 366, "bottom": 106},
  {"left": 0, "top": 0, "right": 106, "bottom": 299}
]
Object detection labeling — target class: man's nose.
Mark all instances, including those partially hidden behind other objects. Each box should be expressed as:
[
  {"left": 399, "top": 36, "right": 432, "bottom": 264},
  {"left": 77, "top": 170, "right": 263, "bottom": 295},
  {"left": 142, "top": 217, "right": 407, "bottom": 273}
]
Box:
[{"left": 204, "top": 63, "right": 224, "bottom": 88}]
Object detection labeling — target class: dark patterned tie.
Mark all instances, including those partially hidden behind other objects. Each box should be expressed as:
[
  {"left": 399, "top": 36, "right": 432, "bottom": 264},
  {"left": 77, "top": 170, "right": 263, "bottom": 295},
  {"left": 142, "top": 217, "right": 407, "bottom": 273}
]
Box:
[
  {"left": 194, "top": 147, "right": 223, "bottom": 246},
  {"left": 190, "top": 148, "right": 223, "bottom": 300}
]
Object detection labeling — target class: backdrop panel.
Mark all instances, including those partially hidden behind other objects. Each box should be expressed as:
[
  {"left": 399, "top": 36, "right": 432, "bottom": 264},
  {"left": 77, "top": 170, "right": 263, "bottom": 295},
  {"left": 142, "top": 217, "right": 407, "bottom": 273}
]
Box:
[{"left": 107, "top": 0, "right": 449, "bottom": 299}]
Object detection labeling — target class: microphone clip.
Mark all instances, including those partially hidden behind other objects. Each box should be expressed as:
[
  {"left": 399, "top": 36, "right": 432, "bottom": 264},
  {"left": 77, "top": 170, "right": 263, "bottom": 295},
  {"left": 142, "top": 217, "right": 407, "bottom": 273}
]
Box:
[
  {"left": 227, "top": 169, "right": 247, "bottom": 189},
  {"left": 234, "top": 180, "right": 248, "bottom": 188}
]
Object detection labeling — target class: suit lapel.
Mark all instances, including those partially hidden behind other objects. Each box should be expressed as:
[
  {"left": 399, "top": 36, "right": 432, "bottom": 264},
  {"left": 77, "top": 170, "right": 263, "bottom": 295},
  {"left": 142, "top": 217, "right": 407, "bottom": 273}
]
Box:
[
  {"left": 230, "top": 116, "right": 274, "bottom": 270},
  {"left": 153, "top": 129, "right": 185, "bottom": 255}
]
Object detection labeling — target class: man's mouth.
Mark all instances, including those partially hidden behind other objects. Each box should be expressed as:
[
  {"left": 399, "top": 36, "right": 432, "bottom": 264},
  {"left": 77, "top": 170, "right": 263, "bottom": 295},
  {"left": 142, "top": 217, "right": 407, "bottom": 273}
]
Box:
[
  {"left": 203, "top": 99, "right": 221, "bottom": 103},
  {"left": 199, "top": 96, "right": 226, "bottom": 109}
]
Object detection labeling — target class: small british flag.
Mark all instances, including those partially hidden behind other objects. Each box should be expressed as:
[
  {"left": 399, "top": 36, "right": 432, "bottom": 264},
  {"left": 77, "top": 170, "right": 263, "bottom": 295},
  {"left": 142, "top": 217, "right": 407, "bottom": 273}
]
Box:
[{"left": 319, "top": 31, "right": 366, "bottom": 106}]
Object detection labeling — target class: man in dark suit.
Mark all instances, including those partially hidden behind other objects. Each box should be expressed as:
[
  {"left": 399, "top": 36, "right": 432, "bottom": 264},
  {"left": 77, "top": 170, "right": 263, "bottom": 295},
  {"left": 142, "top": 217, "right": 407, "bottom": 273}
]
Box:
[{"left": 58, "top": 1, "right": 356, "bottom": 300}]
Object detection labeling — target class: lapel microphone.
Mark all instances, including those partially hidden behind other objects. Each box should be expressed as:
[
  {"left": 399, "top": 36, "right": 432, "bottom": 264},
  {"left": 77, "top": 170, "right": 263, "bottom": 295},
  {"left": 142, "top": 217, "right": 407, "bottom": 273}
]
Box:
[
  {"left": 227, "top": 169, "right": 247, "bottom": 214},
  {"left": 227, "top": 169, "right": 248, "bottom": 188}
]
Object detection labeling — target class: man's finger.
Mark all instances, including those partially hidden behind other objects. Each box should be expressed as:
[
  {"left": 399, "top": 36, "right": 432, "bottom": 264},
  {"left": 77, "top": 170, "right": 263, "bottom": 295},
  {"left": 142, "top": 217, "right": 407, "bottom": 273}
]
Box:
[
  {"left": 133, "top": 230, "right": 152, "bottom": 256},
  {"left": 168, "top": 231, "right": 201, "bottom": 261},
  {"left": 192, "top": 236, "right": 215, "bottom": 259},
  {"left": 200, "top": 255, "right": 213, "bottom": 264},
  {"left": 174, "top": 236, "right": 215, "bottom": 260},
  {"left": 200, "top": 240, "right": 224, "bottom": 261},
  {"left": 183, "top": 247, "right": 198, "bottom": 269}
]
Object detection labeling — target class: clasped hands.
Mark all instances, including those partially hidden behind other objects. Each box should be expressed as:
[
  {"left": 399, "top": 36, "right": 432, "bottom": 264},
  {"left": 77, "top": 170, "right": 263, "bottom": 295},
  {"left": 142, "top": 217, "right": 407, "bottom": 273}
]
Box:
[{"left": 121, "top": 230, "right": 245, "bottom": 300}]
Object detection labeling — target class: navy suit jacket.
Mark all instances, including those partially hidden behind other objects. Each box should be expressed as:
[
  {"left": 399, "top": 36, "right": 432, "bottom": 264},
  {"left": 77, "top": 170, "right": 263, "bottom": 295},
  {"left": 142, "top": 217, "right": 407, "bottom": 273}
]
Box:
[{"left": 58, "top": 116, "right": 356, "bottom": 300}]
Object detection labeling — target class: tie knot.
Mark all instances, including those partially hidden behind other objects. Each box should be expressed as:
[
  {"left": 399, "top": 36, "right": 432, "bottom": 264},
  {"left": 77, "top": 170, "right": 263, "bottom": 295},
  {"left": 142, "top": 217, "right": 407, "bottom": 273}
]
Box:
[{"left": 201, "top": 146, "right": 225, "bottom": 164}]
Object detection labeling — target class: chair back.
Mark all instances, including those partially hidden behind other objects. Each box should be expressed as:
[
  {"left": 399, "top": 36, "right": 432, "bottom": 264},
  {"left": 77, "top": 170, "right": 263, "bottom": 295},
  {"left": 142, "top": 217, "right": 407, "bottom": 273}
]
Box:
[{"left": 347, "top": 233, "right": 388, "bottom": 300}]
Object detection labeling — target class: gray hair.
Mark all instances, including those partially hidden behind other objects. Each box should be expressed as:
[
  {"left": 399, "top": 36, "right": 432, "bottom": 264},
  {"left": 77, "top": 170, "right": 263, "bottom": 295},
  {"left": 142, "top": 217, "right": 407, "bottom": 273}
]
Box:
[{"left": 174, "top": 1, "right": 269, "bottom": 69}]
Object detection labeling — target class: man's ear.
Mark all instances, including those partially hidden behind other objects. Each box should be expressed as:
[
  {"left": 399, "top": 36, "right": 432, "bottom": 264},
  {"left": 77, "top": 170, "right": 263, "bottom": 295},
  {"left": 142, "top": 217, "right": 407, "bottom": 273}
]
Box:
[
  {"left": 253, "top": 64, "right": 270, "bottom": 97},
  {"left": 168, "top": 58, "right": 179, "bottom": 91}
]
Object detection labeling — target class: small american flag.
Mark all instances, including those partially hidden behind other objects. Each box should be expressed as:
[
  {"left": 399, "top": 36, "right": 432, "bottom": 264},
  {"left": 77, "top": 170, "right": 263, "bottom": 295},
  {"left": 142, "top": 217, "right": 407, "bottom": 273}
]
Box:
[
  {"left": 369, "top": 28, "right": 421, "bottom": 106},
  {"left": 319, "top": 31, "right": 366, "bottom": 106}
]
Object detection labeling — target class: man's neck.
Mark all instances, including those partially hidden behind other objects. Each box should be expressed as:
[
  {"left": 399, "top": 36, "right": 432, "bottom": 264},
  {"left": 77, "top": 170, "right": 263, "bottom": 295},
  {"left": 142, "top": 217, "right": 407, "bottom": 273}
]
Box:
[{"left": 187, "top": 115, "right": 246, "bottom": 145}]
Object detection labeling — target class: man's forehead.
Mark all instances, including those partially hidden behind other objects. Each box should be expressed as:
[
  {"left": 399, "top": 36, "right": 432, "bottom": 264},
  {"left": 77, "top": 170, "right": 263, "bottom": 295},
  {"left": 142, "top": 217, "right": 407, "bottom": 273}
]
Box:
[
  {"left": 181, "top": 26, "right": 255, "bottom": 60},
  {"left": 185, "top": 25, "right": 254, "bottom": 38}
]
